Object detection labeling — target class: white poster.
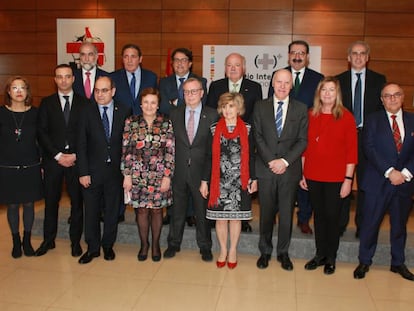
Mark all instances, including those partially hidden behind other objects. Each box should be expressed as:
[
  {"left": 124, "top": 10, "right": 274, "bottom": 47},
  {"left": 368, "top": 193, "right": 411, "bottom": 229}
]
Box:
[
  {"left": 203, "top": 45, "right": 321, "bottom": 96},
  {"left": 57, "top": 18, "right": 115, "bottom": 72}
]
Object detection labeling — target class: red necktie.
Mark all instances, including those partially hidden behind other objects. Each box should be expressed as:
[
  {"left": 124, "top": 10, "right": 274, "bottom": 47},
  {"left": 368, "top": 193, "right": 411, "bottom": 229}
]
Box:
[
  {"left": 84, "top": 71, "right": 91, "bottom": 99},
  {"left": 391, "top": 115, "right": 402, "bottom": 153}
]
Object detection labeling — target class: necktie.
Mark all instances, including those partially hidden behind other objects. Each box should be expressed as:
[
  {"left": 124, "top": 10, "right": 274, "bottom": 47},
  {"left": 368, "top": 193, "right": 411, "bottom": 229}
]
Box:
[
  {"left": 294, "top": 72, "right": 300, "bottom": 95},
  {"left": 275, "top": 101, "right": 284, "bottom": 137},
  {"left": 231, "top": 83, "right": 239, "bottom": 93},
  {"left": 178, "top": 77, "right": 185, "bottom": 101},
  {"left": 391, "top": 115, "right": 402, "bottom": 153},
  {"left": 187, "top": 110, "right": 195, "bottom": 144},
  {"left": 130, "top": 72, "right": 136, "bottom": 100},
  {"left": 84, "top": 71, "right": 91, "bottom": 99},
  {"left": 63, "top": 95, "right": 70, "bottom": 124},
  {"left": 102, "top": 106, "right": 110, "bottom": 141},
  {"left": 354, "top": 73, "right": 362, "bottom": 127}
]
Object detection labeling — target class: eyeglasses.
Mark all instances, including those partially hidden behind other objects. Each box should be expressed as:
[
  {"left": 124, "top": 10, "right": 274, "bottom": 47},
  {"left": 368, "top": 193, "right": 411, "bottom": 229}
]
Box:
[
  {"left": 173, "top": 58, "right": 189, "bottom": 64},
  {"left": 94, "top": 88, "right": 111, "bottom": 95},
  {"left": 289, "top": 51, "right": 306, "bottom": 57},
  {"left": 382, "top": 92, "right": 403, "bottom": 100},
  {"left": 11, "top": 86, "right": 27, "bottom": 92},
  {"left": 183, "top": 89, "right": 202, "bottom": 95}
]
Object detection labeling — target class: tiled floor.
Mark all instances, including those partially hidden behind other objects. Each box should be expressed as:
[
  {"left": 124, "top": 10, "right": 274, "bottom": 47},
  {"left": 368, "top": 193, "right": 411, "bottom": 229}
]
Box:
[{"left": 0, "top": 199, "right": 413, "bottom": 310}]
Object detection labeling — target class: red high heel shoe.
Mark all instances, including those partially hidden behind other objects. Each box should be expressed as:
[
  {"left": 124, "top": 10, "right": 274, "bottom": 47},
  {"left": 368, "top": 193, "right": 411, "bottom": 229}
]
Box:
[
  {"left": 216, "top": 260, "right": 226, "bottom": 268},
  {"left": 227, "top": 261, "right": 237, "bottom": 269}
]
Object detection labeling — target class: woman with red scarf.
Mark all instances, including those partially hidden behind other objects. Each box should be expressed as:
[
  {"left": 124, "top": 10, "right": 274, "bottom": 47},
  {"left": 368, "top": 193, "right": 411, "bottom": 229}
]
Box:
[{"left": 200, "top": 92, "right": 257, "bottom": 269}]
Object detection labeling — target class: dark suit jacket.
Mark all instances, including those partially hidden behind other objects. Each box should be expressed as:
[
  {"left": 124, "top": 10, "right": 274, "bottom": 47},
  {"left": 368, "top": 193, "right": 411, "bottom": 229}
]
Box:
[
  {"left": 361, "top": 110, "right": 414, "bottom": 197},
  {"left": 169, "top": 104, "right": 218, "bottom": 185},
  {"left": 111, "top": 68, "right": 158, "bottom": 115},
  {"left": 268, "top": 67, "right": 324, "bottom": 108},
  {"left": 77, "top": 101, "right": 132, "bottom": 184},
  {"left": 336, "top": 69, "right": 386, "bottom": 123},
  {"left": 73, "top": 68, "right": 109, "bottom": 101},
  {"left": 206, "top": 77, "right": 263, "bottom": 123},
  {"left": 37, "top": 93, "right": 88, "bottom": 161},
  {"left": 159, "top": 73, "right": 207, "bottom": 115},
  {"left": 253, "top": 97, "right": 308, "bottom": 182}
]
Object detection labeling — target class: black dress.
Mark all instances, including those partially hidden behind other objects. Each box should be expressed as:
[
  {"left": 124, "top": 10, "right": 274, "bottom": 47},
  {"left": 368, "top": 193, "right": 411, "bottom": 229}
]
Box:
[{"left": 0, "top": 106, "right": 43, "bottom": 204}]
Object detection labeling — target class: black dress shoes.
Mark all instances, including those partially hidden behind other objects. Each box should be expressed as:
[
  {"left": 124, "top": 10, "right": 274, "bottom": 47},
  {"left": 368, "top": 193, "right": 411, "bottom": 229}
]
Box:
[
  {"left": 390, "top": 264, "right": 414, "bottom": 281},
  {"left": 137, "top": 248, "right": 148, "bottom": 261},
  {"left": 353, "top": 263, "right": 370, "bottom": 279},
  {"left": 71, "top": 243, "right": 83, "bottom": 257},
  {"left": 34, "top": 241, "right": 56, "bottom": 257},
  {"left": 256, "top": 254, "right": 271, "bottom": 269},
  {"left": 163, "top": 246, "right": 180, "bottom": 258},
  {"left": 304, "top": 257, "right": 326, "bottom": 270},
  {"left": 78, "top": 251, "right": 100, "bottom": 264},
  {"left": 277, "top": 253, "right": 293, "bottom": 271},
  {"left": 103, "top": 247, "right": 115, "bottom": 261},
  {"left": 200, "top": 249, "right": 213, "bottom": 262},
  {"left": 323, "top": 263, "right": 336, "bottom": 275}
]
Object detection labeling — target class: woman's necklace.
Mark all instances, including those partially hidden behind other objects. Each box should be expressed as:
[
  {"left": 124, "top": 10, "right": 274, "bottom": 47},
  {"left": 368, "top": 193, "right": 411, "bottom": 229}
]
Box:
[{"left": 11, "top": 109, "right": 26, "bottom": 142}]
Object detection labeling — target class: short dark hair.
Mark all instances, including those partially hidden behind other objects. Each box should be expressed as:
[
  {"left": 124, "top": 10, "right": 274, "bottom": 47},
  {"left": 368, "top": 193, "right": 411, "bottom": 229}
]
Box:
[
  {"left": 140, "top": 87, "right": 160, "bottom": 104},
  {"left": 288, "top": 40, "right": 310, "bottom": 54},
  {"left": 121, "top": 44, "right": 142, "bottom": 57},
  {"left": 171, "top": 48, "right": 193, "bottom": 62},
  {"left": 54, "top": 63, "right": 73, "bottom": 75},
  {"left": 3, "top": 76, "right": 33, "bottom": 107},
  {"left": 96, "top": 76, "right": 116, "bottom": 89}
]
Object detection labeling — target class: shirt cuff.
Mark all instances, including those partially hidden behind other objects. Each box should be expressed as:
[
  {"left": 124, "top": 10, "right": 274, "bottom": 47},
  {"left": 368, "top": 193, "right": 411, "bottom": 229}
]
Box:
[
  {"left": 55, "top": 152, "right": 63, "bottom": 161},
  {"left": 401, "top": 168, "right": 413, "bottom": 182},
  {"left": 281, "top": 158, "right": 289, "bottom": 167},
  {"left": 384, "top": 167, "right": 394, "bottom": 178}
]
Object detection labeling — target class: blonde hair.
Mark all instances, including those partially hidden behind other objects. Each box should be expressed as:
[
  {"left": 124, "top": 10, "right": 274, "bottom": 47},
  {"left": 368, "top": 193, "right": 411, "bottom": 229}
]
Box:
[
  {"left": 217, "top": 92, "right": 245, "bottom": 117},
  {"left": 312, "top": 76, "right": 344, "bottom": 120}
]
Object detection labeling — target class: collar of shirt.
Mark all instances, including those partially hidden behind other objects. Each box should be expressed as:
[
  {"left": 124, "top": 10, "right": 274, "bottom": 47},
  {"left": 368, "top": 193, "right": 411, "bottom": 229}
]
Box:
[
  {"left": 273, "top": 96, "right": 289, "bottom": 127},
  {"left": 82, "top": 67, "right": 96, "bottom": 81},
  {"left": 99, "top": 101, "right": 114, "bottom": 129},
  {"left": 127, "top": 67, "right": 141, "bottom": 82},
  {"left": 291, "top": 67, "right": 305, "bottom": 83},
  {"left": 228, "top": 78, "right": 243, "bottom": 92},
  {"left": 351, "top": 68, "right": 366, "bottom": 81},
  {"left": 175, "top": 73, "right": 190, "bottom": 85},
  {"left": 58, "top": 91, "right": 74, "bottom": 110}
]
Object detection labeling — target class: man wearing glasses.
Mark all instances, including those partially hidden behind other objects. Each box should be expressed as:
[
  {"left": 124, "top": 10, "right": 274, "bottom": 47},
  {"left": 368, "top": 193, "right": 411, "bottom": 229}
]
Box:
[
  {"left": 164, "top": 77, "right": 218, "bottom": 262},
  {"left": 159, "top": 48, "right": 207, "bottom": 116},
  {"left": 336, "top": 41, "right": 386, "bottom": 238}
]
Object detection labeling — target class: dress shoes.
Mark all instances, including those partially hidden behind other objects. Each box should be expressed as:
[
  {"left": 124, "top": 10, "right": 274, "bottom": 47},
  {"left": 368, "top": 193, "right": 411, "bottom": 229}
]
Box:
[
  {"left": 297, "top": 221, "right": 313, "bottom": 234},
  {"left": 78, "top": 251, "right": 100, "bottom": 264},
  {"left": 71, "top": 243, "right": 83, "bottom": 257},
  {"left": 200, "top": 249, "right": 213, "bottom": 262},
  {"left": 353, "top": 263, "right": 370, "bottom": 279},
  {"left": 34, "top": 241, "right": 56, "bottom": 257},
  {"left": 390, "top": 264, "right": 414, "bottom": 281},
  {"left": 103, "top": 247, "right": 115, "bottom": 261},
  {"left": 152, "top": 254, "right": 161, "bottom": 262},
  {"left": 277, "top": 253, "right": 293, "bottom": 271},
  {"left": 186, "top": 216, "right": 196, "bottom": 227},
  {"left": 227, "top": 261, "right": 237, "bottom": 269},
  {"left": 304, "top": 257, "right": 326, "bottom": 270},
  {"left": 323, "top": 263, "right": 336, "bottom": 275},
  {"left": 256, "top": 254, "right": 271, "bottom": 269},
  {"left": 216, "top": 260, "right": 226, "bottom": 268},
  {"left": 163, "top": 246, "right": 180, "bottom": 258}
]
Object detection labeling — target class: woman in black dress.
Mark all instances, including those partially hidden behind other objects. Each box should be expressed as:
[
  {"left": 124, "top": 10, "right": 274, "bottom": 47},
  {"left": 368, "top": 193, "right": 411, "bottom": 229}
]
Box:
[{"left": 0, "top": 76, "right": 43, "bottom": 258}]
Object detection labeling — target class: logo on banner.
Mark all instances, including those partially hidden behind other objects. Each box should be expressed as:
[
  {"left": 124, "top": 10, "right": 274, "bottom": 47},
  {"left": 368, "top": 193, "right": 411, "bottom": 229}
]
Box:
[{"left": 254, "top": 53, "right": 278, "bottom": 70}]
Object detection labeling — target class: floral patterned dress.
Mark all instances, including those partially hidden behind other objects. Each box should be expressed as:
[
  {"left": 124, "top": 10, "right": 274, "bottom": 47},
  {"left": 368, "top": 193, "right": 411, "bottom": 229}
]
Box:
[{"left": 121, "top": 114, "right": 175, "bottom": 209}]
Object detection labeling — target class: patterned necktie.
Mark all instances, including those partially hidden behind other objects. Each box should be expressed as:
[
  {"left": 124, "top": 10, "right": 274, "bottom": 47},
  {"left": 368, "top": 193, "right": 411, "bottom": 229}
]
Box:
[
  {"left": 187, "top": 110, "right": 195, "bottom": 144},
  {"left": 275, "top": 101, "right": 284, "bottom": 137},
  {"left": 102, "top": 106, "right": 110, "bottom": 141},
  {"left": 294, "top": 72, "right": 300, "bottom": 95},
  {"left": 178, "top": 77, "right": 185, "bottom": 101},
  {"left": 130, "top": 72, "right": 136, "bottom": 100},
  {"left": 354, "top": 73, "right": 362, "bottom": 127},
  {"left": 63, "top": 95, "right": 70, "bottom": 124},
  {"left": 84, "top": 71, "right": 91, "bottom": 99},
  {"left": 231, "top": 83, "right": 239, "bottom": 93},
  {"left": 391, "top": 115, "right": 402, "bottom": 153}
]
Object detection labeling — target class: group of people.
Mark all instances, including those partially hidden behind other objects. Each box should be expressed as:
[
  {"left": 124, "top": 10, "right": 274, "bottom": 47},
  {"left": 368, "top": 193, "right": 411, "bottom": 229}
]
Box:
[{"left": 0, "top": 39, "right": 413, "bottom": 282}]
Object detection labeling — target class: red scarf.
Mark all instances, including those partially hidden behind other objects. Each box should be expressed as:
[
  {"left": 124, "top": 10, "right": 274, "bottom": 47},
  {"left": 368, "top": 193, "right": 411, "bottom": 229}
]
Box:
[{"left": 208, "top": 116, "right": 250, "bottom": 208}]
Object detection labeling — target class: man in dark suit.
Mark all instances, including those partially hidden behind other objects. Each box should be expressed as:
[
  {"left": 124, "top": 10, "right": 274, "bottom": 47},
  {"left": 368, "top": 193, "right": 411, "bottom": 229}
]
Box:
[
  {"left": 111, "top": 43, "right": 158, "bottom": 115},
  {"left": 353, "top": 83, "right": 414, "bottom": 281},
  {"left": 336, "top": 41, "right": 386, "bottom": 237},
  {"left": 254, "top": 69, "right": 308, "bottom": 270},
  {"left": 77, "top": 76, "right": 131, "bottom": 264},
  {"left": 268, "top": 40, "right": 323, "bottom": 235},
  {"left": 72, "top": 42, "right": 109, "bottom": 101},
  {"left": 35, "top": 64, "right": 88, "bottom": 257},
  {"left": 159, "top": 47, "right": 207, "bottom": 116},
  {"left": 207, "top": 52, "right": 262, "bottom": 124},
  {"left": 163, "top": 77, "right": 218, "bottom": 262}
]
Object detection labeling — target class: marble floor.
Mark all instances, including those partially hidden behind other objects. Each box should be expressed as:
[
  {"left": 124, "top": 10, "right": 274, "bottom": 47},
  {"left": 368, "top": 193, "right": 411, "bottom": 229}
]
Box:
[{"left": 0, "top": 198, "right": 413, "bottom": 310}]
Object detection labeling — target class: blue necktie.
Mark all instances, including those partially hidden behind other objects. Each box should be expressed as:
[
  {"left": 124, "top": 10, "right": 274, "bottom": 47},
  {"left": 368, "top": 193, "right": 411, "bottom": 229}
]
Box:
[
  {"left": 102, "top": 106, "right": 110, "bottom": 141},
  {"left": 354, "top": 73, "right": 362, "bottom": 127},
  {"left": 178, "top": 77, "right": 185, "bottom": 101},
  {"left": 130, "top": 72, "right": 136, "bottom": 100},
  {"left": 275, "top": 101, "right": 284, "bottom": 137}
]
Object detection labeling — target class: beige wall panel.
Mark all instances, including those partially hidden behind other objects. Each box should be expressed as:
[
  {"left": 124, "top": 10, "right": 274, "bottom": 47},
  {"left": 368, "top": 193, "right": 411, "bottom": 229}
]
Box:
[
  {"left": 162, "top": 0, "right": 229, "bottom": 10},
  {"left": 98, "top": 0, "right": 161, "bottom": 10},
  {"left": 36, "top": 33, "right": 58, "bottom": 55},
  {"left": 369, "top": 61, "right": 414, "bottom": 86},
  {"left": 0, "top": 55, "right": 39, "bottom": 75},
  {"left": 293, "top": 12, "right": 364, "bottom": 36},
  {"left": 230, "top": 11, "right": 293, "bottom": 34},
  {"left": 0, "top": 1, "right": 35, "bottom": 9},
  {"left": 366, "top": 0, "right": 414, "bottom": 12},
  {"left": 98, "top": 11, "right": 162, "bottom": 32},
  {"left": 365, "top": 13, "right": 414, "bottom": 37},
  {"left": 161, "top": 34, "right": 229, "bottom": 55},
  {"left": 366, "top": 37, "right": 414, "bottom": 61},
  {"left": 37, "top": 54, "right": 58, "bottom": 76},
  {"left": 115, "top": 33, "right": 161, "bottom": 58},
  {"left": 320, "top": 59, "right": 348, "bottom": 76},
  {"left": 230, "top": 0, "right": 292, "bottom": 10},
  {"left": 36, "top": 10, "right": 99, "bottom": 32},
  {"left": 0, "top": 32, "right": 37, "bottom": 54},
  {"left": 229, "top": 34, "right": 293, "bottom": 46},
  {"left": 294, "top": 0, "right": 364, "bottom": 11},
  {"left": 0, "top": 11, "right": 36, "bottom": 32},
  {"left": 36, "top": 0, "right": 98, "bottom": 10},
  {"left": 162, "top": 11, "right": 228, "bottom": 33}
]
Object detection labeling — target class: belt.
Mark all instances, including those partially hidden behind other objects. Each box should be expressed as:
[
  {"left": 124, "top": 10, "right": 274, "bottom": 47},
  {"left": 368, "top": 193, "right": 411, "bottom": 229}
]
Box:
[{"left": 0, "top": 162, "right": 41, "bottom": 170}]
